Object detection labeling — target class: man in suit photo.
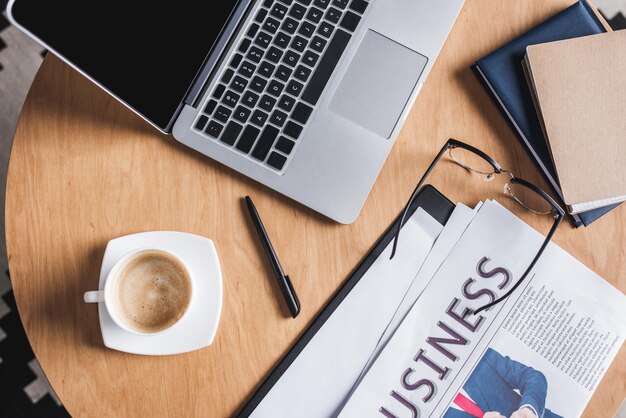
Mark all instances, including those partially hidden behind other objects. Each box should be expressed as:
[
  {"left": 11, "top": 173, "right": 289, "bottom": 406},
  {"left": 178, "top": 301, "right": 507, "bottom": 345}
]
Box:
[{"left": 443, "top": 348, "right": 563, "bottom": 418}]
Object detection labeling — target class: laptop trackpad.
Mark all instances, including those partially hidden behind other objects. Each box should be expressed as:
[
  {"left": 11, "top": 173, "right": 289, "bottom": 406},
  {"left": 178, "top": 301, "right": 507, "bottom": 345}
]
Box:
[{"left": 329, "top": 30, "right": 427, "bottom": 138}]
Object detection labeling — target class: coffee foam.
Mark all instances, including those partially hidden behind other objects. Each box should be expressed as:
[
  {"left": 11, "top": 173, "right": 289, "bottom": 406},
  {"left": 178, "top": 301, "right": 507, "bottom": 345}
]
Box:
[{"left": 115, "top": 251, "right": 191, "bottom": 333}]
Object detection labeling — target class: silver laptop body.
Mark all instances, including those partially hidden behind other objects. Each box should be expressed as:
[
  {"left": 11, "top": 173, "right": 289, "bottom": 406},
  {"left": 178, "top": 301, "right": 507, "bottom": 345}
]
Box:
[{"left": 10, "top": 0, "right": 464, "bottom": 223}]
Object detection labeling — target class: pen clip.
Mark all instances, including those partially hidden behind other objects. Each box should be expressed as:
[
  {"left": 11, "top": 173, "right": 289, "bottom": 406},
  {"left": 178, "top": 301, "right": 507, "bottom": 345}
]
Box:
[{"left": 283, "top": 275, "right": 301, "bottom": 318}]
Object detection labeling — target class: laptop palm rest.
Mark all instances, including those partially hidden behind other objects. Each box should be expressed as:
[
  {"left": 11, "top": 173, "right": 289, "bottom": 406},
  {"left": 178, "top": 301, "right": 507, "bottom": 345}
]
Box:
[{"left": 329, "top": 30, "right": 428, "bottom": 139}]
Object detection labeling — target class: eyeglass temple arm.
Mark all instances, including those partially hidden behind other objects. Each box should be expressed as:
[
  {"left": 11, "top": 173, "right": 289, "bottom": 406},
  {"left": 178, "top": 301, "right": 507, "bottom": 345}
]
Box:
[
  {"left": 389, "top": 141, "right": 452, "bottom": 259},
  {"left": 474, "top": 177, "right": 564, "bottom": 313},
  {"left": 473, "top": 212, "right": 563, "bottom": 315}
]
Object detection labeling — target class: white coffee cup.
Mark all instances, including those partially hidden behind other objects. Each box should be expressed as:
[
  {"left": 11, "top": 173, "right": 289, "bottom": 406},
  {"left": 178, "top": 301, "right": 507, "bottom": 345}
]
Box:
[{"left": 84, "top": 248, "right": 194, "bottom": 336}]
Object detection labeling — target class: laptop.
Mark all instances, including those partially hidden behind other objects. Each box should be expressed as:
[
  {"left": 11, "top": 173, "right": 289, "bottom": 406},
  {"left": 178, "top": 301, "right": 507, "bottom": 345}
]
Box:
[{"left": 8, "top": 0, "right": 464, "bottom": 223}]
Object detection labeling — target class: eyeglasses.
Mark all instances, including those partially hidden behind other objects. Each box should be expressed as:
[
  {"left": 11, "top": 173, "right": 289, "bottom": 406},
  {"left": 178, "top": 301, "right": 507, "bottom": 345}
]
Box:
[{"left": 390, "top": 139, "right": 565, "bottom": 314}]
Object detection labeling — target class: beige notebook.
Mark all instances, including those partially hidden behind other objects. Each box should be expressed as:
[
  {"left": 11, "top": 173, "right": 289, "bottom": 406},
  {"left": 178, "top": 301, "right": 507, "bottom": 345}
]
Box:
[{"left": 525, "top": 30, "right": 626, "bottom": 214}]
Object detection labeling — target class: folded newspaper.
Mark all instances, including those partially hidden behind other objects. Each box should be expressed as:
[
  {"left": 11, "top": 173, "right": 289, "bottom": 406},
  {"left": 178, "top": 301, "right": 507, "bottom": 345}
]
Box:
[{"left": 339, "top": 200, "right": 626, "bottom": 418}]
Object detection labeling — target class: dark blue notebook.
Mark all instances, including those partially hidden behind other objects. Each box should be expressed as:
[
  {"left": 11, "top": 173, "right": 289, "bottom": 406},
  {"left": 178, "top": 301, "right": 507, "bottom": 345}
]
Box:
[{"left": 473, "top": 0, "right": 619, "bottom": 227}]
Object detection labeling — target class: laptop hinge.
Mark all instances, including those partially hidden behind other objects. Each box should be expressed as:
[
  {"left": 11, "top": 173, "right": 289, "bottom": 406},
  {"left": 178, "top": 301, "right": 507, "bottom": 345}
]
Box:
[{"left": 182, "top": 0, "right": 254, "bottom": 110}]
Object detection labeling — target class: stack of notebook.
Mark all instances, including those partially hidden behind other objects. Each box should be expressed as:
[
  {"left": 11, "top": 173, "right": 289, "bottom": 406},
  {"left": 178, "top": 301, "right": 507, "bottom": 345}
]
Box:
[{"left": 473, "top": 0, "right": 621, "bottom": 226}]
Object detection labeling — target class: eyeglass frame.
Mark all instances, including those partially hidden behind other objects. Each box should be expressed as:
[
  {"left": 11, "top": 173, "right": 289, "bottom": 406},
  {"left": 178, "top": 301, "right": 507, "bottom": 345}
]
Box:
[{"left": 390, "top": 138, "right": 565, "bottom": 314}]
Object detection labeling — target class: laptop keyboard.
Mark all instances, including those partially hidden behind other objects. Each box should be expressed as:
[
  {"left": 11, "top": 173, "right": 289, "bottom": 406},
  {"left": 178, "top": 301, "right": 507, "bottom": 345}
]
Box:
[{"left": 193, "top": 0, "right": 370, "bottom": 173}]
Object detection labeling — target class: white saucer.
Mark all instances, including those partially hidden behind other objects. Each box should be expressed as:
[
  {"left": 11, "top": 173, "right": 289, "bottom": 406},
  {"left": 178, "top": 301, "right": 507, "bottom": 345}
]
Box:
[{"left": 97, "top": 231, "right": 222, "bottom": 355}]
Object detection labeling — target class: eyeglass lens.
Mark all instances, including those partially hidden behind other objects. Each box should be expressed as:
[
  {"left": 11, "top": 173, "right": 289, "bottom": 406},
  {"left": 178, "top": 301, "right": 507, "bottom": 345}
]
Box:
[
  {"left": 448, "top": 147, "right": 496, "bottom": 178},
  {"left": 504, "top": 183, "right": 553, "bottom": 215}
]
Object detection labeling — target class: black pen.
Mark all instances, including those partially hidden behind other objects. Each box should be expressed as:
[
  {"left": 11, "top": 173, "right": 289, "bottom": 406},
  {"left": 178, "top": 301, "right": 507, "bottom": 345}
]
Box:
[{"left": 245, "top": 196, "right": 300, "bottom": 318}]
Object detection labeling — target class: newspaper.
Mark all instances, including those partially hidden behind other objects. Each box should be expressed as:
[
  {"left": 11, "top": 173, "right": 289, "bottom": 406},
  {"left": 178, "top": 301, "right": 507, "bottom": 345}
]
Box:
[
  {"left": 356, "top": 202, "right": 482, "bottom": 384},
  {"left": 339, "top": 200, "right": 626, "bottom": 418}
]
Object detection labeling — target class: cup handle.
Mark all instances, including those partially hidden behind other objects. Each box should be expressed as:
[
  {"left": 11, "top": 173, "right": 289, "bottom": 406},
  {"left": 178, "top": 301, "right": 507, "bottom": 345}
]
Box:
[{"left": 84, "top": 290, "right": 105, "bottom": 303}]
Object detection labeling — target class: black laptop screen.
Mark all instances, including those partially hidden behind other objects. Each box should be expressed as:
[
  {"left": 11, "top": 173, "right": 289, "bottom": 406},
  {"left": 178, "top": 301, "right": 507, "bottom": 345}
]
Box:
[{"left": 10, "top": 1, "right": 242, "bottom": 130}]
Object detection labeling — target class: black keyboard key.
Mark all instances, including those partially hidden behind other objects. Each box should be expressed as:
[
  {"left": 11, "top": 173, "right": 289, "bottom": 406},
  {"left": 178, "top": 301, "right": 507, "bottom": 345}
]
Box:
[
  {"left": 307, "top": 7, "right": 324, "bottom": 23},
  {"left": 267, "top": 80, "right": 285, "bottom": 97},
  {"left": 291, "top": 35, "right": 308, "bottom": 52},
  {"left": 263, "top": 0, "right": 274, "bottom": 6},
  {"left": 250, "top": 76, "right": 267, "bottom": 93},
  {"left": 222, "top": 68, "right": 235, "bottom": 83},
  {"left": 222, "top": 90, "right": 241, "bottom": 108},
  {"left": 239, "top": 61, "right": 257, "bottom": 78},
  {"left": 271, "top": 3, "right": 289, "bottom": 19},
  {"left": 213, "top": 84, "right": 226, "bottom": 99},
  {"left": 276, "top": 136, "right": 296, "bottom": 154},
  {"left": 277, "top": 95, "right": 296, "bottom": 111},
  {"left": 204, "top": 99, "right": 218, "bottom": 115},
  {"left": 349, "top": 0, "right": 367, "bottom": 13},
  {"left": 233, "top": 105, "right": 252, "bottom": 123},
  {"left": 339, "top": 11, "right": 360, "bottom": 31},
  {"left": 231, "top": 76, "right": 248, "bottom": 93},
  {"left": 298, "top": 21, "right": 316, "bottom": 38},
  {"left": 302, "top": 29, "right": 350, "bottom": 105},
  {"left": 297, "top": 0, "right": 312, "bottom": 4},
  {"left": 214, "top": 105, "right": 232, "bottom": 123},
  {"left": 205, "top": 121, "right": 224, "bottom": 138},
  {"left": 275, "top": 65, "right": 293, "bottom": 82},
  {"left": 243, "top": 90, "right": 261, "bottom": 107},
  {"left": 314, "top": 0, "right": 331, "bottom": 9},
  {"left": 251, "top": 109, "right": 269, "bottom": 127},
  {"left": 332, "top": 0, "right": 348, "bottom": 9},
  {"left": 259, "top": 94, "right": 277, "bottom": 112},
  {"left": 270, "top": 109, "right": 288, "bottom": 127},
  {"left": 302, "top": 50, "right": 320, "bottom": 67},
  {"left": 283, "top": 50, "right": 301, "bottom": 67},
  {"left": 230, "top": 53, "right": 244, "bottom": 68},
  {"left": 317, "top": 21, "right": 334, "bottom": 38},
  {"left": 267, "top": 152, "right": 287, "bottom": 170},
  {"left": 221, "top": 121, "right": 244, "bottom": 145},
  {"left": 238, "top": 38, "right": 252, "bottom": 53},
  {"left": 263, "top": 16, "right": 281, "bottom": 34},
  {"left": 325, "top": 7, "right": 342, "bottom": 23},
  {"left": 282, "top": 17, "right": 299, "bottom": 34},
  {"left": 266, "top": 46, "right": 283, "bottom": 63},
  {"left": 255, "top": 8, "right": 268, "bottom": 23},
  {"left": 258, "top": 61, "right": 276, "bottom": 78},
  {"left": 278, "top": 0, "right": 293, "bottom": 4},
  {"left": 247, "top": 23, "right": 261, "bottom": 38},
  {"left": 195, "top": 115, "right": 209, "bottom": 131},
  {"left": 310, "top": 35, "right": 327, "bottom": 52},
  {"left": 273, "top": 32, "right": 292, "bottom": 49},
  {"left": 252, "top": 125, "right": 280, "bottom": 161},
  {"left": 286, "top": 79, "right": 304, "bottom": 97},
  {"left": 289, "top": 3, "right": 307, "bottom": 19},
  {"left": 254, "top": 31, "right": 272, "bottom": 48},
  {"left": 236, "top": 125, "right": 260, "bottom": 153},
  {"left": 250, "top": 76, "right": 267, "bottom": 94},
  {"left": 294, "top": 65, "right": 312, "bottom": 82},
  {"left": 247, "top": 46, "right": 264, "bottom": 63},
  {"left": 284, "top": 121, "right": 303, "bottom": 139},
  {"left": 291, "top": 102, "right": 313, "bottom": 123}
]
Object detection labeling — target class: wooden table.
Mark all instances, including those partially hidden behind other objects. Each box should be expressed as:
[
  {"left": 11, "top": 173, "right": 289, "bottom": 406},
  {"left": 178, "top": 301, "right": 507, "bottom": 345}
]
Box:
[{"left": 6, "top": 0, "right": 625, "bottom": 416}]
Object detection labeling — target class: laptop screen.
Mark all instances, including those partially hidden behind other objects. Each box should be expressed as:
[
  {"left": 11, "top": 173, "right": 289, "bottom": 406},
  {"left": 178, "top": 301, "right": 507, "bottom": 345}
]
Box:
[{"left": 9, "top": 1, "right": 243, "bottom": 130}]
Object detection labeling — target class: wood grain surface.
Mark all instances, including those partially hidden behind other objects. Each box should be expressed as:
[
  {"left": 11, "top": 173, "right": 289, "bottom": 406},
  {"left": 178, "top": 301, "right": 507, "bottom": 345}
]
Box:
[{"left": 5, "top": 0, "right": 625, "bottom": 416}]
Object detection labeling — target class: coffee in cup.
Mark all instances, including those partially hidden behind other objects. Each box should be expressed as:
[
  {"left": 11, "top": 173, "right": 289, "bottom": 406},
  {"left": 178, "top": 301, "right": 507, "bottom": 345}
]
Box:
[
  {"left": 115, "top": 250, "right": 192, "bottom": 333},
  {"left": 84, "top": 248, "right": 193, "bottom": 335}
]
